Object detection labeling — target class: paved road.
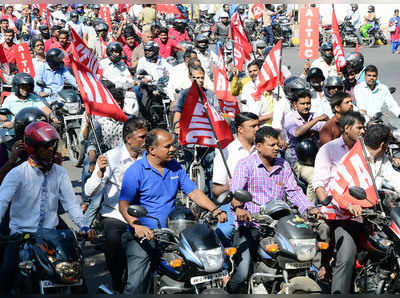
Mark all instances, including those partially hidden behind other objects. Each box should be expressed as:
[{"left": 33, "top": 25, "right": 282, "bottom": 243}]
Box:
[{"left": 63, "top": 44, "right": 400, "bottom": 294}]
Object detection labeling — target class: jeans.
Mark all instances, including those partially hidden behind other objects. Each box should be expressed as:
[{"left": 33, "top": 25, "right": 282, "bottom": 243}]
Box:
[
  {"left": 215, "top": 204, "right": 235, "bottom": 248},
  {"left": 263, "top": 25, "right": 274, "bottom": 46},
  {"left": 354, "top": 28, "right": 363, "bottom": 45},
  {"left": 81, "top": 154, "right": 103, "bottom": 227},
  {"left": 392, "top": 41, "right": 400, "bottom": 54},
  {"left": 184, "top": 147, "right": 215, "bottom": 199},
  {"left": 103, "top": 217, "right": 127, "bottom": 293},
  {"left": 226, "top": 227, "right": 260, "bottom": 293},
  {"left": 122, "top": 232, "right": 161, "bottom": 295}
]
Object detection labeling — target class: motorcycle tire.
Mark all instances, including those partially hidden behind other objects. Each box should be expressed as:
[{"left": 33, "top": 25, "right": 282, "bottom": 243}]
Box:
[
  {"left": 66, "top": 128, "right": 84, "bottom": 165},
  {"left": 366, "top": 35, "right": 376, "bottom": 47}
]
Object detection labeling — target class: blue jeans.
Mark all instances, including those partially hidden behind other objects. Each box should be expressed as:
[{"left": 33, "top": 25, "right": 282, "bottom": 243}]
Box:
[
  {"left": 263, "top": 25, "right": 274, "bottom": 46},
  {"left": 0, "top": 241, "right": 18, "bottom": 294},
  {"left": 81, "top": 154, "right": 103, "bottom": 227},
  {"left": 122, "top": 232, "right": 160, "bottom": 294},
  {"left": 226, "top": 227, "right": 260, "bottom": 293},
  {"left": 392, "top": 41, "right": 400, "bottom": 53},
  {"left": 216, "top": 204, "right": 235, "bottom": 248}
]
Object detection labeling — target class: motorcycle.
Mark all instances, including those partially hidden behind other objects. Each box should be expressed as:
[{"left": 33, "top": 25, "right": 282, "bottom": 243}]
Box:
[
  {"left": 36, "top": 81, "right": 85, "bottom": 166},
  {"left": 276, "top": 14, "right": 293, "bottom": 47},
  {"left": 0, "top": 229, "right": 88, "bottom": 295},
  {"left": 135, "top": 72, "right": 171, "bottom": 130},
  {"left": 340, "top": 16, "right": 387, "bottom": 47},
  {"left": 234, "top": 190, "right": 328, "bottom": 294},
  {"left": 332, "top": 186, "right": 400, "bottom": 294},
  {"left": 107, "top": 191, "right": 238, "bottom": 295}
]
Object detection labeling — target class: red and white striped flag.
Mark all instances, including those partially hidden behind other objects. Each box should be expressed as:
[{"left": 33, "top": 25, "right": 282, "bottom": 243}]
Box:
[
  {"left": 72, "top": 60, "right": 127, "bottom": 122},
  {"left": 132, "top": 23, "right": 142, "bottom": 38},
  {"left": 99, "top": 35, "right": 108, "bottom": 59},
  {"left": 70, "top": 26, "right": 102, "bottom": 78},
  {"left": 252, "top": 40, "right": 284, "bottom": 101},
  {"left": 331, "top": 8, "right": 346, "bottom": 72},
  {"left": 212, "top": 47, "right": 237, "bottom": 102},
  {"left": 230, "top": 12, "right": 252, "bottom": 58}
]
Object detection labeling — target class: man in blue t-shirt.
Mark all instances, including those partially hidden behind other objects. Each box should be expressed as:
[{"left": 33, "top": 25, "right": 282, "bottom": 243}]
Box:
[{"left": 119, "top": 128, "right": 227, "bottom": 294}]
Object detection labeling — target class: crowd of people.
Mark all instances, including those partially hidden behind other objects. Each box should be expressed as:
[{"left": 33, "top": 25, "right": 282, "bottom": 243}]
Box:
[{"left": 0, "top": 3, "right": 400, "bottom": 295}]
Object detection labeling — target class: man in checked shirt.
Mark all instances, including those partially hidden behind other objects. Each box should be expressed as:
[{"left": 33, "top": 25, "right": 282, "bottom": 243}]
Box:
[{"left": 226, "top": 126, "right": 320, "bottom": 293}]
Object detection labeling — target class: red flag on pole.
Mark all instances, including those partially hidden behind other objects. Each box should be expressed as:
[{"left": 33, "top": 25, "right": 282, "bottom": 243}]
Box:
[
  {"left": 70, "top": 26, "right": 102, "bottom": 78},
  {"left": 15, "top": 43, "right": 35, "bottom": 77},
  {"left": 250, "top": 4, "right": 264, "bottom": 21},
  {"left": 179, "top": 83, "right": 234, "bottom": 149},
  {"left": 231, "top": 12, "right": 252, "bottom": 58},
  {"left": 331, "top": 8, "right": 347, "bottom": 72},
  {"left": 252, "top": 40, "right": 284, "bottom": 100},
  {"left": 298, "top": 7, "right": 320, "bottom": 60},
  {"left": 212, "top": 48, "right": 237, "bottom": 102},
  {"left": 99, "top": 6, "right": 112, "bottom": 32},
  {"left": 323, "top": 139, "right": 378, "bottom": 220},
  {"left": 219, "top": 100, "right": 240, "bottom": 118},
  {"left": 72, "top": 60, "right": 127, "bottom": 122},
  {"left": 233, "top": 42, "right": 247, "bottom": 72}
]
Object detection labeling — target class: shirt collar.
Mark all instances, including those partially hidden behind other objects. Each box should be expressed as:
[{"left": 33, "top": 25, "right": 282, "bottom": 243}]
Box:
[
  {"left": 234, "top": 138, "right": 256, "bottom": 153},
  {"left": 254, "top": 152, "right": 283, "bottom": 175},
  {"left": 295, "top": 110, "right": 313, "bottom": 122},
  {"left": 120, "top": 143, "right": 134, "bottom": 163},
  {"left": 361, "top": 81, "right": 380, "bottom": 93}
]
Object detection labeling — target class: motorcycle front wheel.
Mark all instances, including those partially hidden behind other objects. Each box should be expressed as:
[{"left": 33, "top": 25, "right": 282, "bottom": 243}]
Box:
[{"left": 66, "top": 128, "right": 85, "bottom": 165}]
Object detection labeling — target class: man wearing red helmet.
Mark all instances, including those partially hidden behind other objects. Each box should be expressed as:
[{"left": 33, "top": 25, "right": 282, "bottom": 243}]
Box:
[{"left": 0, "top": 121, "right": 95, "bottom": 294}]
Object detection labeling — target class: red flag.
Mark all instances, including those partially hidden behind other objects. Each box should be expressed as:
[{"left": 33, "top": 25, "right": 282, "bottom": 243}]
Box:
[
  {"left": 99, "top": 6, "right": 112, "bottom": 32},
  {"left": 0, "top": 45, "right": 10, "bottom": 83},
  {"left": 39, "top": 4, "right": 50, "bottom": 27},
  {"left": 323, "top": 139, "right": 378, "bottom": 220},
  {"left": 179, "top": 83, "right": 234, "bottom": 149},
  {"left": 156, "top": 4, "right": 184, "bottom": 19},
  {"left": 233, "top": 42, "right": 247, "bottom": 72},
  {"left": 231, "top": 12, "right": 252, "bottom": 58},
  {"left": 355, "top": 42, "right": 360, "bottom": 53},
  {"left": 250, "top": 4, "right": 264, "bottom": 21},
  {"left": 219, "top": 100, "right": 240, "bottom": 118},
  {"left": 70, "top": 26, "right": 102, "bottom": 78},
  {"left": 212, "top": 48, "right": 237, "bottom": 102},
  {"left": 298, "top": 7, "right": 320, "bottom": 60},
  {"left": 252, "top": 40, "right": 284, "bottom": 100},
  {"left": 72, "top": 60, "right": 127, "bottom": 122},
  {"left": 14, "top": 43, "right": 35, "bottom": 77},
  {"left": 331, "top": 8, "right": 347, "bottom": 72},
  {"left": 99, "top": 35, "right": 108, "bottom": 59}
]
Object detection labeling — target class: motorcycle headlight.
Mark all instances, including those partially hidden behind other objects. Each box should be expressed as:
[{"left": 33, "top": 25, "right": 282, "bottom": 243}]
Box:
[
  {"left": 55, "top": 261, "right": 81, "bottom": 284},
  {"left": 194, "top": 247, "right": 224, "bottom": 273},
  {"left": 289, "top": 239, "right": 317, "bottom": 261},
  {"left": 63, "top": 102, "right": 80, "bottom": 115}
]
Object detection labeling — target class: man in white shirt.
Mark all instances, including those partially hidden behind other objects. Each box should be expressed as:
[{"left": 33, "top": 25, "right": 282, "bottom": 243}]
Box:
[
  {"left": 100, "top": 42, "right": 135, "bottom": 90},
  {"left": 67, "top": 10, "right": 84, "bottom": 38},
  {"left": 84, "top": 116, "right": 147, "bottom": 293},
  {"left": 241, "top": 60, "right": 275, "bottom": 127},
  {"left": 311, "top": 42, "right": 338, "bottom": 79},
  {"left": 0, "top": 121, "right": 94, "bottom": 294},
  {"left": 213, "top": 112, "right": 259, "bottom": 246},
  {"left": 347, "top": 4, "right": 363, "bottom": 46},
  {"left": 354, "top": 64, "right": 400, "bottom": 119}
]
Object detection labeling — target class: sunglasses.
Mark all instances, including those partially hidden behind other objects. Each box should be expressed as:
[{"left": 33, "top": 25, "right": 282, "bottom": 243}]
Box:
[{"left": 40, "top": 140, "right": 58, "bottom": 149}]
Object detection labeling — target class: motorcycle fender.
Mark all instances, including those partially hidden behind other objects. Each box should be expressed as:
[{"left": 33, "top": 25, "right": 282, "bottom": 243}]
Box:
[{"left": 279, "top": 276, "right": 321, "bottom": 294}]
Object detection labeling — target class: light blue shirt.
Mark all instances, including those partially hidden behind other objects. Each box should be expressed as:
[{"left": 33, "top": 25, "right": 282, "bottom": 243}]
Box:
[
  {"left": 34, "top": 62, "right": 78, "bottom": 96},
  {"left": 1, "top": 92, "right": 45, "bottom": 122},
  {"left": 347, "top": 9, "right": 361, "bottom": 29},
  {"left": 354, "top": 81, "right": 400, "bottom": 118}
]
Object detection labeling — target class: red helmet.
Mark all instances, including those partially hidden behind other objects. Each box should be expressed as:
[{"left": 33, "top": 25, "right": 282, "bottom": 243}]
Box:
[{"left": 24, "top": 121, "right": 60, "bottom": 155}]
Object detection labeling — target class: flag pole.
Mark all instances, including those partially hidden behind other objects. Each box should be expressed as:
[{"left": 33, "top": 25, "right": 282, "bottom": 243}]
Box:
[
  {"left": 193, "top": 82, "right": 232, "bottom": 179},
  {"left": 358, "top": 137, "right": 384, "bottom": 213},
  {"left": 87, "top": 114, "right": 103, "bottom": 156},
  {"left": 276, "top": 38, "right": 283, "bottom": 102}
]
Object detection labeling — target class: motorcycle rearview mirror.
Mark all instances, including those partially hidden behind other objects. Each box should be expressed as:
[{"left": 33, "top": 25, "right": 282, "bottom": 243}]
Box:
[
  {"left": 50, "top": 101, "right": 64, "bottom": 111},
  {"left": 36, "top": 80, "right": 47, "bottom": 88},
  {"left": 127, "top": 205, "right": 148, "bottom": 218},
  {"left": 389, "top": 87, "right": 396, "bottom": 94},
  {"left": 320, "top": 195, "right": 333, "bottom": 206},
  {"left": 214, "top": 191, "right": 233, "bottom": 207},
  {"left": 349, "top": 186, "right": 367, "bottom": 200},
  {"left": 233, "top": 190, "right": 253, "bottom": 203}
]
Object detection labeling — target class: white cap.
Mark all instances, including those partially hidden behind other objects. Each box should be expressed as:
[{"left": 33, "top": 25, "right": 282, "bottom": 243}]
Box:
[{"left": 220, "top": 12, "right": 229, "bottom": 18}]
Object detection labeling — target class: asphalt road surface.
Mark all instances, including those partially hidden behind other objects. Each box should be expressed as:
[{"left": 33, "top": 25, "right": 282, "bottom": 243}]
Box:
[{"left": 62, "top": 44, "right": 400, "bottom": 294}]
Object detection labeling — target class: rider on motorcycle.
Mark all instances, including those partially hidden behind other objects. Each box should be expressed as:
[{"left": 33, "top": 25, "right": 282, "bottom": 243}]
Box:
[
  {"left": 212, "top": 11, "right": 230, "bottom": 49},
  {"left": 311, "top": 41, "right": 338, "bottom": 79},
  {"left": 0, "top": 121, "right": 95, "bottom": 294},
  {"left": 99, "top": 42, "right": 135, "bottom": 90},
  {"left": 361, "top": 5, "right": 377, "bottom": 39},
  {"left": 168, "top": 18, "right": 191, "bottom": 42},
  {"left": 346, "top": 4, "right": 363, "bottom": 46},
  {"left": 34, "top": 48, "right": 78, "bottom": 103},
  {"left": 194, "top": 33, "right": 218, "bottom": 79}
]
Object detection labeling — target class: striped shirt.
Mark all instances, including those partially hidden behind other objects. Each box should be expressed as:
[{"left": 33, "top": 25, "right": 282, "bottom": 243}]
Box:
[{"left": 230, "top": 152, "right": 313, "bottom": 217}]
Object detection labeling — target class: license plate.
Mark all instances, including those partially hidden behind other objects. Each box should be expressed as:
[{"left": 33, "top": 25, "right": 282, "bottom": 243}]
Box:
[
  {"left": 41, "top": 279, "right": 83, "bottom": 289},
  {"left": 190, "top": 271, "right": 228, "bottom": 285},
  {"left": 285, "top": 262, "right": 311, "bottom": 270}
]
